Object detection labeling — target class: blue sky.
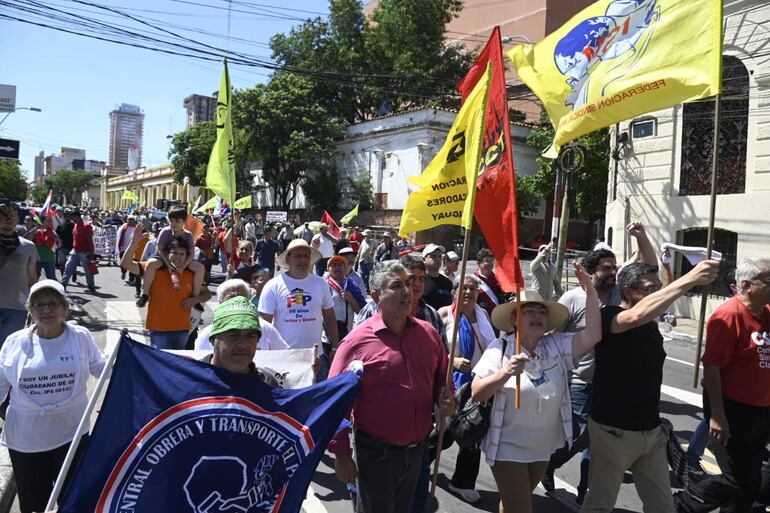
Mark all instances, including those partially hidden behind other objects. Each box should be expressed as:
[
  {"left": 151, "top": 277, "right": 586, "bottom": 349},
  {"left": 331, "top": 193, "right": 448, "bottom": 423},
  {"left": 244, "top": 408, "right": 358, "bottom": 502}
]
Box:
[{"left": 0, "top": 0, "right": 329, "bottom": 178}]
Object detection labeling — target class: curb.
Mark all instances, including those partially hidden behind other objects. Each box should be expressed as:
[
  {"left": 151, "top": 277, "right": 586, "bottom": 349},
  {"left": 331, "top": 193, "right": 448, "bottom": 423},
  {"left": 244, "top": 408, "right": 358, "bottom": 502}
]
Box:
[
  {"left": 0, "top": 447, "right": 15, "bottom": 513},
  {"left": 663, "top": 329, "right": 697, "bottom": 344}
]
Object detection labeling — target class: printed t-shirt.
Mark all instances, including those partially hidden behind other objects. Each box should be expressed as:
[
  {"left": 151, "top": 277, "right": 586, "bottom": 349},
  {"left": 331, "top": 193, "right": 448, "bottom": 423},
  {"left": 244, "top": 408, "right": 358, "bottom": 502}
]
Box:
[
  {"left": 258, "top": 273, "right": 334, "bottom": 351},
  {"left": 34, "top": 229, "right": 56, "bottom": 264},
  {"left": 142, "top": 263, "right": 194, "bottom": 331},
  {"left": 591, "top": 305, "right": 665, "bottom": 431},
  {"left": 701, "top": 296, "right": 770, "bottom": 407}
]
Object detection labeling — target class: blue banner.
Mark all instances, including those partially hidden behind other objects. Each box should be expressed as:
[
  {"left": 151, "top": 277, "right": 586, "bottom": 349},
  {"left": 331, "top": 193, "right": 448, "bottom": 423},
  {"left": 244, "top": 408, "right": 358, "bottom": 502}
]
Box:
[{"left": 59, "top": 334, "right": 360, "bottom": 513}]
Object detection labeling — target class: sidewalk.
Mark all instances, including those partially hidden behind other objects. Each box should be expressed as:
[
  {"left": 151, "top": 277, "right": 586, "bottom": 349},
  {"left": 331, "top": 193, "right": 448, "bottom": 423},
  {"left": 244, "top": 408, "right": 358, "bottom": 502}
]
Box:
[{"left": 662, "top": 316, "right": 701, "bottom": 344}]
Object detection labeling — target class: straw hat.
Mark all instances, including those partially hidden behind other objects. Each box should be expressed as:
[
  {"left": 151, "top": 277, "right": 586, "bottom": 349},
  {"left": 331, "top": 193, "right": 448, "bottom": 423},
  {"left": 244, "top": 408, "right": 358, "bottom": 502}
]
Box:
[
  {"left": 490, "top": 289, "right": 569, "bottom": 333},
  {"left": 277, "top": 239, "right": 323, "bottom": 268}
]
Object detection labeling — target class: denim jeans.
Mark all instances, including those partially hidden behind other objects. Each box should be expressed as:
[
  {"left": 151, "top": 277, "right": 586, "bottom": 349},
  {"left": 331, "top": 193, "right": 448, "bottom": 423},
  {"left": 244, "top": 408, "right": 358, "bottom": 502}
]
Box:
[
  {"left": 60, "top": 251, "right": 95, "bottom": 290},
  {"left": 149, "top": 330, "right": 189, "bottom": 350},
  {"left": 547, "top": 381, "right": 592, "bottom": 496},
  {"left": 0, "top": 308, "right": 28, "bottom": 348},
  {"left": 37, "top": 261, "right": 57, "bottom": 280},
  {"left": 353, "top": 430, "right": 425, "bottom": 513},
  {"left": 686, "top": 416, "right": 709, "bottom": 464},
  {"left": 360, "top": 262, "right": 374, "bottom": 294}
]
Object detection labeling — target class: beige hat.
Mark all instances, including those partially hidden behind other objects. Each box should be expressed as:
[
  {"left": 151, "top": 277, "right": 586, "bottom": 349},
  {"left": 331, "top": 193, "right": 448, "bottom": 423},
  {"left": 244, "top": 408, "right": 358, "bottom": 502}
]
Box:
[
  {"left": 490, "top": 289, "right": 569, "bottom": 333},
  {"left": 277, "top": 239, "right": 323, "bottom": 268}
]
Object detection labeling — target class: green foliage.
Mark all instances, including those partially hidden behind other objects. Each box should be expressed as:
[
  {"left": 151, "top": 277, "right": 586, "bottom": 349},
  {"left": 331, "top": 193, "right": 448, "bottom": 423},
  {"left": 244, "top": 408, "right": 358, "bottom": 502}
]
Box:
[
  {"left": 233, "top": 72, "right": 346, "bottom": 210},
  {"left": 514, "top": 174, "right": 542, "bottom": 218},
  {"left": 525, "top": 123, "right": 611, "bottom": 223},
  {"left": 270, "top": 0, "right": 472, "bottom": 123},
  {"left": 348, "top": 169, "right": 374, "bottom": 210},
  {"left": 168, "top": 121, "right": 216, "bottom": 187},
  {"left": 303, "top": 165, "right": 341, "bottom": 212},
  {"left": 0, "top": 160, "right": 27, "bottom": 201},
  {"left": 45, "top": 169, "right": 94, "bottom": 205},
  {"left": 28, "top": 185, "right": 49, "bottom": 205}
]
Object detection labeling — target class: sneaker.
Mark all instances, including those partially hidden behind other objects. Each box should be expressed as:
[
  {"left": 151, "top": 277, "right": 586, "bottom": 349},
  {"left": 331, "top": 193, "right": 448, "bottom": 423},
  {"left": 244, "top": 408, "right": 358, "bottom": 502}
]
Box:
[
  {"left": 86, "top": 287, "right": 97, "bottom": 293},
  {"left": 541, "top": 469, "right": 555, "bottom": 494},
  {"left": 135, "top": 294, "right": 149, "bottom": 307},
  {"left": 576, "top": 489, "right": 586, "bottom": 505},
  {"left": 447, "top": 483, "right": 480, "bottom": 504}
]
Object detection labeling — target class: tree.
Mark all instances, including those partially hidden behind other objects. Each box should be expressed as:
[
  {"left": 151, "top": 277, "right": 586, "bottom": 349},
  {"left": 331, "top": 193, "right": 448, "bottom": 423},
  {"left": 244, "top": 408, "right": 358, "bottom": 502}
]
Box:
[
  {"left": 28, "top": 185, "right": 49, "bottom": 205},
  {"left": 45, "top": 169, "right": 94, "bottom": 205},
  {"left": 233, "top": 72, "right": 346, "bottom": 210},
  {"left": 0, "top": 160, "right": 28, "bottom": 201},
  {"left": 303, "top": 165, "right": 341, "bottom": 212},
  {"left": 168, "top": 121, "right": 216, "bottom": 187},
  {"left": 525, "top": 123, "right": 611, "bottom": 230},
  {"left": 348, "top": 169, "right": 374, "bottom": 210},
  {"left": 515, "top": 174, "right": 542, "bottom": 218}
]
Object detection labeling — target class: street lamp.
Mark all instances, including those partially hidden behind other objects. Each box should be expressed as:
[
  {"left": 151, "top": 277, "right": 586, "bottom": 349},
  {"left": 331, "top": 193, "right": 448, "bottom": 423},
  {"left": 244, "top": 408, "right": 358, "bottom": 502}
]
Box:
[
  {"left": 501, "top": 35, "right": 533, "bottom": 44},
  {"left": 0, "top": 106, "right": 42, "bottom": 126}
]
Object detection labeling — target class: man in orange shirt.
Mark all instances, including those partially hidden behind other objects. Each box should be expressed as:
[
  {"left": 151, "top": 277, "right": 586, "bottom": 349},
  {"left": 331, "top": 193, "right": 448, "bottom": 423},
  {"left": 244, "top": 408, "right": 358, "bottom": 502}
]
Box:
[{"left": 121, "top": 227, "right": 210, "bottom": 349}]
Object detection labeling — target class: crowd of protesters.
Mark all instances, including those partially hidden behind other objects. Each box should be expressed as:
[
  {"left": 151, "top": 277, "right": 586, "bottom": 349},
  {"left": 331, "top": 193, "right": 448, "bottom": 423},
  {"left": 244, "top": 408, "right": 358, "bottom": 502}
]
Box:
[{"left": 2, "top": 198, "right": 770, "bottom": 513}]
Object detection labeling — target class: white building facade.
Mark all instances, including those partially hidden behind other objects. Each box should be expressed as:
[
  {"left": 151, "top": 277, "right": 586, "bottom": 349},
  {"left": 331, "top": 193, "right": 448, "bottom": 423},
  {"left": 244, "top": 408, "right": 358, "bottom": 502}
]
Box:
[{"left": 604, "top": 0, "right": 770, "bottom": 317}]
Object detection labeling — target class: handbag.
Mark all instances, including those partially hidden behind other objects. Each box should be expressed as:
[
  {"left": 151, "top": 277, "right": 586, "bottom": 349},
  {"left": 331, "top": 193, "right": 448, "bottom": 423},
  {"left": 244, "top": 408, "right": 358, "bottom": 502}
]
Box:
[
  {"left": 88, "top": 260, "right": 99, "bottom": 275},
  {"left": 448, "top": 338, "right": 507, "bottom": 448}
]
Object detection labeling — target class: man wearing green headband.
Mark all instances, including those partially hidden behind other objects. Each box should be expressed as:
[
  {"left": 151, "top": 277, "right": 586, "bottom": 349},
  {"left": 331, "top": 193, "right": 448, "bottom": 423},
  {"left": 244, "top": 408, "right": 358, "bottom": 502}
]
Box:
[{"left": 201, "top": 296, "right": 279, "bottom": 386}]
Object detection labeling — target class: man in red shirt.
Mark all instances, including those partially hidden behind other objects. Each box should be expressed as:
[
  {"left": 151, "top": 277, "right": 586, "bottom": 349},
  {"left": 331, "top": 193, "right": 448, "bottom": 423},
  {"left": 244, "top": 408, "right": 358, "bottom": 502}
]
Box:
[
  {"left": 676, "top": 258, "right": 770, "bottom": 512},
  {"left": 59, "top": 209, "right": 96, "bottom": 292},
  {"left": 474, "top": 248, "right": 504, "bottom": 316},
  {"left": 348, "top": 227, "right": 363, "bottom": 253},
  {"left": 328, "top": 261, "right": 455, "bottom": 513}
]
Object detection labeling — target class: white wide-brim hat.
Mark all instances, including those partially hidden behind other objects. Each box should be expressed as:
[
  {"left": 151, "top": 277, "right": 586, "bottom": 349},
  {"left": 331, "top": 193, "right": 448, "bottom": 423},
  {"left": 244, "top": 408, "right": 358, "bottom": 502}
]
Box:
[
  {"left": 491, "top": 288, "right": 569, "bottom": 333},
  {"left": 277, "top": 239, "right": 323, "bottom": 268}
]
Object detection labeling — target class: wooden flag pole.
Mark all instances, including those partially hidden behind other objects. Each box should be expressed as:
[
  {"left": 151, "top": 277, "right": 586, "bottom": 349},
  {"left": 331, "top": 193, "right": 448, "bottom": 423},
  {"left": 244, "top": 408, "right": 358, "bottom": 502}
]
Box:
[
  {"left": 693, "top": 93, "right": 721, "bottom": 387},
  {"left": 430, "top": 225, "right": 474, "bottom": 497},
  {"left": 515, "top": 282, "right": 522, "bottom": 409}
]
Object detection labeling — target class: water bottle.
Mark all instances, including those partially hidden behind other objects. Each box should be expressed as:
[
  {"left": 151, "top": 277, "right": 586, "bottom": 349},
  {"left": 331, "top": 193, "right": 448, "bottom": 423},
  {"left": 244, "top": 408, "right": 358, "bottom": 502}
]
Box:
[{"left": 171, "top": 271, "right": 181, "bottom": 291}]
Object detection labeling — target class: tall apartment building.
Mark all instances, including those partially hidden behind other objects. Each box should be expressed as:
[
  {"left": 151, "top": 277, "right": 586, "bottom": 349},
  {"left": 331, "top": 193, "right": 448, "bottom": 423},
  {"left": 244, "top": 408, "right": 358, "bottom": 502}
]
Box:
[
  {"left": 183, "top": 94, "right": 217, "bottom": 129},
  {"left": 108, "top": 103, "right": 144, "bottom": 170}
]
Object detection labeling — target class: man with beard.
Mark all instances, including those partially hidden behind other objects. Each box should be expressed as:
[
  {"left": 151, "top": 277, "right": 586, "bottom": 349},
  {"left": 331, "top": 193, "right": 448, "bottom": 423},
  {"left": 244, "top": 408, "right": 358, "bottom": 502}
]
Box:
[{"left": 541, "top": 222, "right": 657, "bottom": 503}]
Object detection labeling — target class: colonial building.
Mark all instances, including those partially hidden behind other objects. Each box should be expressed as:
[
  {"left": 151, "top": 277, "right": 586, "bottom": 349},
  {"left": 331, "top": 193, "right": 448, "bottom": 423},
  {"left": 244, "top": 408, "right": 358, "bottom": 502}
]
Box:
[
  {"left": 604, "top": 1, "right": 770, "bottom": 317},
  {"left": 101, "top": 164, "right": 199, "bottom": 210}
]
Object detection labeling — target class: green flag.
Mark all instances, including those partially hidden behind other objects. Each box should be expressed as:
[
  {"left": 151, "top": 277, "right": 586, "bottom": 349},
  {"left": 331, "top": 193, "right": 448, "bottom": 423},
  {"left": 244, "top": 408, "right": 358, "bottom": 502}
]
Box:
[
  {"left": 340, "top": 204, "right": 359, "bottom": 226},
  {"left": 195, "top": 196, "right": 219, "bottom": 213},
  {"left": 205, "top": 59, "right": 236, "bottom": 206},
  {"left": 122, "top": 189, "right": 139, "bottom": 202},
  {"left": 233, "top": 195, "right": 252, "bottom": 209}
]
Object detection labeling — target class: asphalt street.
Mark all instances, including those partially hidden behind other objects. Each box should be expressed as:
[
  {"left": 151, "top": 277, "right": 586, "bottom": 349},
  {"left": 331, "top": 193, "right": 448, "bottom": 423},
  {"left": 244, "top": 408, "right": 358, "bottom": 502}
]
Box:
[{"left": 16, "top": 261, "right": 740, "bottom": 513}]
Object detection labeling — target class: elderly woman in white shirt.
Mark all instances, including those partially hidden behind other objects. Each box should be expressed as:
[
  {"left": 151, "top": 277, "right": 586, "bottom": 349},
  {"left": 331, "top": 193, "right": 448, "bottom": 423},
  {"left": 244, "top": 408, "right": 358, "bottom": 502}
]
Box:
[
  {"left": 0, "top": 280, "right": 106, "bottom": 513},
  {"left": 471, "top": 263, "right": 600, "bottom": 513}
]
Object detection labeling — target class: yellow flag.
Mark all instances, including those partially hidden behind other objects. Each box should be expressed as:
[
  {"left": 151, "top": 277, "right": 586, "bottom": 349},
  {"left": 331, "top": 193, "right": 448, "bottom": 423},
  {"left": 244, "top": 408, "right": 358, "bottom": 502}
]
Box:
[
  {"left": 205, "top": 59, "right": 236, "bottom": 205},
  {"left": 340, "top": 204, "right": 359, "bottom": 226},
  {"left": 233, "top": 195, "right": 252, "bottom": 209},
  {"left": 121, "top": 189, "right": 139, "bottom": 201},
  {"left": 398, "top": 63, "right": 492, "bottom": 237},
  {"left": 194, "top": 196, "right": 219, "bottom": 213},
  {"left": 508, "top": 0, "right": 722, "bottom": 155}
]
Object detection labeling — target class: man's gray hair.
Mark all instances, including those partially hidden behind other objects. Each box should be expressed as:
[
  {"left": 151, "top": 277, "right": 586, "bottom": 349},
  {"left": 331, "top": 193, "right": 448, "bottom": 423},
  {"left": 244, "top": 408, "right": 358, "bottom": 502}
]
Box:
[
  {"left": 216, "top": 278, "right": 251, "bottom": 303},
  {"left": 617, "top": 262, "right": 659, "bottom": 301},
  {"left": 369, "top": 261, "right": 406, "bottom": 293},
  {"left": 453, "top": 274, "right": 481, "bottom": 290},
  {"left": 735, "top": 258, "right": 770, "bottom": 289}
]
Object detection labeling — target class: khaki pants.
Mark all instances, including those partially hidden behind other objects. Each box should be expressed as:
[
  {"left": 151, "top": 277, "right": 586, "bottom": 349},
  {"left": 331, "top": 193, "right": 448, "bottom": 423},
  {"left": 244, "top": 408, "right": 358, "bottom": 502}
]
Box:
[{"left": 583, "top": 419, "right": 673, "bottom": 513}]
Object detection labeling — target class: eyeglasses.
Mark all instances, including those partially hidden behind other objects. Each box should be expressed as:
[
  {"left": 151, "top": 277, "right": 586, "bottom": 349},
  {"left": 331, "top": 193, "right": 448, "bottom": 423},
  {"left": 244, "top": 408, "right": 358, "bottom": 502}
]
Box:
[
  {"left": 217, "top": 331, "right": 260, "bottom": 343},
  {"left": 631, "top": 285, "right": 661, "bottom": 295},
  {"left": 32, "top": 301, "right": 64, "bottom": 312}
]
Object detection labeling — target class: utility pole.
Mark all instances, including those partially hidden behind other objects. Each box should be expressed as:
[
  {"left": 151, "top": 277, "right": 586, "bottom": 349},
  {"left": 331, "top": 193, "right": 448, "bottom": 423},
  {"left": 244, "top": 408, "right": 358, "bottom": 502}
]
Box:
[{"left": 554, "top": 143, "right": 586, "bottom": 283}]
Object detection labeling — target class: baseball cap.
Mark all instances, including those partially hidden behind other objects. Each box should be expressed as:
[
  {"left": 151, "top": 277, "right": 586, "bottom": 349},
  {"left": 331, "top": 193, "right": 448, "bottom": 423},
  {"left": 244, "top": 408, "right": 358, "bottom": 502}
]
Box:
[
  {"left": 338, "top": 247, "right": 356, "bottom": 256},
  {"left": 422, "top": 243, "right": 446, "bottom": 258},
  {"left": 28, "top": 279, "right": 66, "bottom": 302},
  {"left": 209, "top": 296, "right": 261, "bottom": 339},
  {"left": 326, "top": 255, "right": 347, "bottom": 269},
  {"left": 445, "top": 251, "right": 460, "bottom": 262}
]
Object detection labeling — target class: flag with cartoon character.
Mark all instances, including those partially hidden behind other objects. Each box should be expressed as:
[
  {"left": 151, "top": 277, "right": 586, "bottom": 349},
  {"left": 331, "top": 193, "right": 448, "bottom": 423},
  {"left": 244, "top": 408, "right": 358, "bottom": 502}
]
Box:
[
  {"left": 58, "top": 334, "right": 360, "bottom": 513},
  {"left": 509, "top": 0, "right": 722, "bottom": 155}
]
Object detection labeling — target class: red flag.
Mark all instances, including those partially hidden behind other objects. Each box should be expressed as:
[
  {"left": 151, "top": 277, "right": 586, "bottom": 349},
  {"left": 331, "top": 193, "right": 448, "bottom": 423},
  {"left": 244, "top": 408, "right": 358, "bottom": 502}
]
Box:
[
  {"left": 320, "top": 210, "right": 340, "bottom": 238},
  {"left": 456, "top": 26, "right": 523, "bottom": 291},
  {"left": 184, "top": 215, "right": 204, "bottom": 242}
]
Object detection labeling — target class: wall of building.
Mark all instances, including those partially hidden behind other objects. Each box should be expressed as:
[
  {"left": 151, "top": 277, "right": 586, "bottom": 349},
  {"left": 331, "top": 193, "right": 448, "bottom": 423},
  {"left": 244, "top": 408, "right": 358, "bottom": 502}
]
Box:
[{"left": 603, "top": 0, "right": 770, "bottom": 319}]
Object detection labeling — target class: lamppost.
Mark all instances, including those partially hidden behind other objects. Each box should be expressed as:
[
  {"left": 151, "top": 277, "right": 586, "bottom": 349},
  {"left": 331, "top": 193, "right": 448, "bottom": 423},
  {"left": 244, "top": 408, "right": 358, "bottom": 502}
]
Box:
[{"left": 0, "top": 106, "right": 42, "bottom": 126}]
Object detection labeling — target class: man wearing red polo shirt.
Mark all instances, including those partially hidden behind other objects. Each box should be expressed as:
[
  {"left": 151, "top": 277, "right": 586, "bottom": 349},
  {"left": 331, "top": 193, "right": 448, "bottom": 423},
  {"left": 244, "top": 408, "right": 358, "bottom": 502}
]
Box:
[{"left": 328, "top": 261, "right": 454, "bottom": 513}]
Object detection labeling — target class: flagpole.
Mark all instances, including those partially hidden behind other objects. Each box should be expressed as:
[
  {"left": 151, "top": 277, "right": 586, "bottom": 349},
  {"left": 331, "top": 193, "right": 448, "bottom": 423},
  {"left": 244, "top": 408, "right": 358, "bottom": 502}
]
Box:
[
  {"left": 45, "top": 332, "right": 124, "bottom": 512},
  {"left": 431, "top": 225, "right": 475, "bottom": 497},
  {"left": 692, "top": 93, "right": 721, "bottom": 387},
  {"left": 515, "top": 282, "right": 522, "bottom": 408}
]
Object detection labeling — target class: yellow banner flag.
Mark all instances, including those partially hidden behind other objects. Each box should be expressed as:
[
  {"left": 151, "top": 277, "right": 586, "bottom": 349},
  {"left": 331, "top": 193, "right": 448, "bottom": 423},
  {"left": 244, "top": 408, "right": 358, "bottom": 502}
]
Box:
[
  {"left": 233, "top": 195, "right": 252, "bottom": 209},
  {"left": 340, "top": 204, "right": 359, "bottom": 226},
  {"left": 121, "top": 189, "right": 139, "bottom": 201},
  {"left": 195, "top": 196, "right": 219, "bottom": 213},
  {"left": 398, "top": 63, "right": 492, "bottom": 237},
  {"left": 205, "top": 59, "right": 236, "bottom": 205},
  {"left": 508, "top": 0, "right": 722, "bottom": 155}
]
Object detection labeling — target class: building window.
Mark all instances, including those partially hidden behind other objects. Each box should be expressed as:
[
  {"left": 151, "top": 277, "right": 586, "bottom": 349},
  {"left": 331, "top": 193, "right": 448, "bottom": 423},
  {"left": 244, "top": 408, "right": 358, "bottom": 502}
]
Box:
[
  {"left": 631, "top": 118, "right": 656, "bottom": 139},
  {"left": 675, "top": 227, "right": 738, "bottom": 298},
  {"left": 680, "top": 55, "right": 748, "bottom": 196}
]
